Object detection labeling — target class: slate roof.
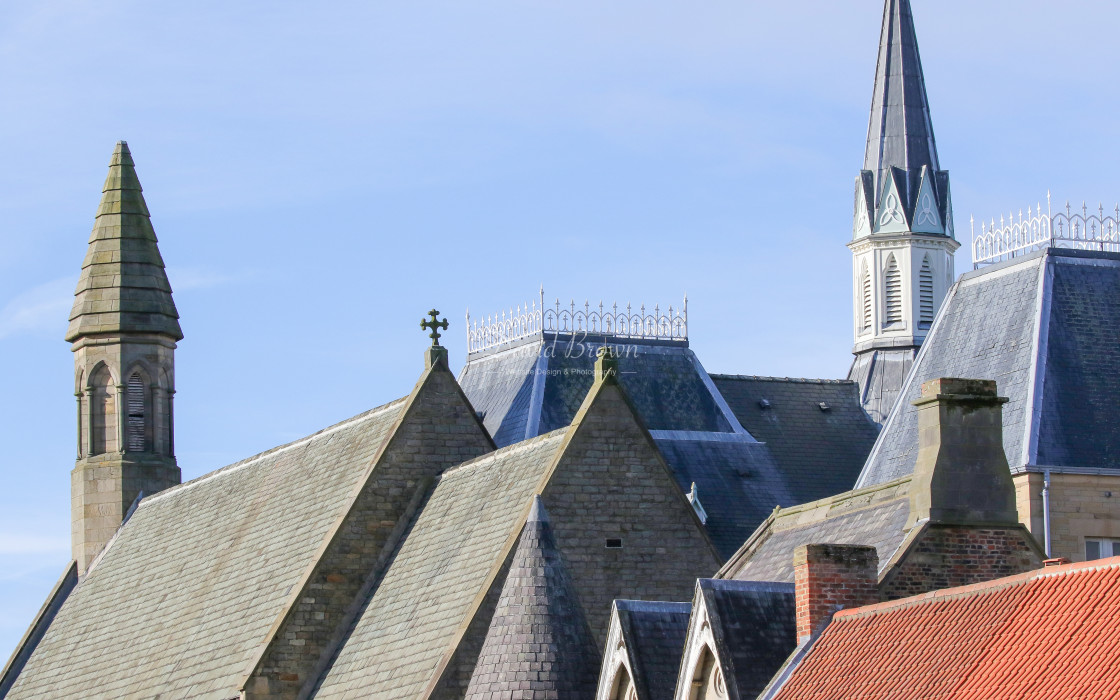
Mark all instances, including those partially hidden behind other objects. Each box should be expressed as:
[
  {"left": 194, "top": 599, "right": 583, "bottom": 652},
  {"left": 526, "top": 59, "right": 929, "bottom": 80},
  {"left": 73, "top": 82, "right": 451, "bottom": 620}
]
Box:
[
  {"left": 66, "top": 141, "right": 182, "bottom": 342},
  {"left": 712, "top": 376, "right": 880, "bottom": 501},
  {"left": 863, "top": 0, "right": 939, "bottom": 203},
  {"left": 719, "top": 478, "right": 913, "bottom": 584},
  {"left": 769, "top": 556, "right": 1120, "bottom": 700},
  {"left": 312, "top": 431, "right": 567, "bottom": 698},
  {"left": 612, "top": 600, "right": 692, "bottom": 700},
  {"left": 857, "top": 249, "right": 1120, "bottom": 488},
  {"left": 696, "top": 579, "right": 796, "bottom": 700},
  {"left": 460, "top": 340, "right": 735, "bottom": 449},
  {"left": 5, "top": 398, "right": 408, "bottom": 700},
  {"left": 845, "top": 349, "right": 915, "bottom": 426},
  {"left": 655, "top": 436, "right": 795, "bottom": 559},
  {"left": 465, "top": 496, "right": 600, "bottom": 699}
]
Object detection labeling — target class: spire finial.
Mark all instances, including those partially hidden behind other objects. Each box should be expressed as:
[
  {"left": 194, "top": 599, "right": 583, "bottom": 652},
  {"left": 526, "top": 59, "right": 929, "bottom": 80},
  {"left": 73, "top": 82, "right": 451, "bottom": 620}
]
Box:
[{"left": 420, "top": 309, "right": 449, "bottom": 347}]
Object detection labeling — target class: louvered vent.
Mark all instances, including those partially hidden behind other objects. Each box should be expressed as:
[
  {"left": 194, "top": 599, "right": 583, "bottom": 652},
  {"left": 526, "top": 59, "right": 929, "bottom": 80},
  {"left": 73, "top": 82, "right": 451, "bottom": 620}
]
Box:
[
  {"left": 861, "top": 267, "right": 872, "bottom": 332},
  {"left": 127, "top": 372, "right": 146, "bottom": 452},
  {"left": 884, "top": 256, "right": 902, "bottom": 326},
  {"left": 919, "top": 256, "right": 934, "bottom": 329}
]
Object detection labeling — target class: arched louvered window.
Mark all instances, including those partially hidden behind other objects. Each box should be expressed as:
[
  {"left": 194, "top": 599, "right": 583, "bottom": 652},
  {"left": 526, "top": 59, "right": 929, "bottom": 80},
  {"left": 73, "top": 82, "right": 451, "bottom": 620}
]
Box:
[
  {"left": 861, "top": 264, "right": 872, "bottom": 332},
  {"left": 883, "top": 255, "right": 902, "bottom": 327},
  {"left": 126, "top": 372, "right": 147, "bottom": 452},
  {"left": 919, "top": 255, "right": 934, "bottom": 329},
  {"left": 90, "top": 366, "right": 117, "bottom": 455}
]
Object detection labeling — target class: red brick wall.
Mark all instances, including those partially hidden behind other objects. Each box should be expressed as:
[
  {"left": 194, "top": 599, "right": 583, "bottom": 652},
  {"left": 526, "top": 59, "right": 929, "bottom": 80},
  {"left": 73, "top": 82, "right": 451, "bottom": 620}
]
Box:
[{"left": 793, "top": 544, "right": 878, "bottom": 640}]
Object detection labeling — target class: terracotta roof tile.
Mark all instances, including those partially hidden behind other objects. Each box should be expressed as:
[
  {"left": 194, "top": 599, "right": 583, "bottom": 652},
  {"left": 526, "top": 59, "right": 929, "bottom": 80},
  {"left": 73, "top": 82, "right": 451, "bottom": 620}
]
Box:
[{"left": 773, "top": 557, "right": 1120, "bottom": 700}]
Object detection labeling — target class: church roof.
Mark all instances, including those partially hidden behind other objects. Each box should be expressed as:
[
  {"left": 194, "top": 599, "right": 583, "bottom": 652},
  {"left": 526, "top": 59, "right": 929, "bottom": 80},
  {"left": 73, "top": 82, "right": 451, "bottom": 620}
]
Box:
[
  {"left": 464, "top": 496, "right": 600, "bottom": 699},
  {"left": 312, "top": 431, "right": 567, "bottom": 697},
  {"left": 768, "top": 556, "right": 1120, "bottom": 700},
  {"left": 610, "top": 600, "right": 692, "bottom": 700},
  {"left": 712, "top": 375, "right": 880, "bottom": 502},
  {"left": 5, "top": 397, "right": 408, "bottom": 699},
  {"left": 857, "top": 248, "right": 1120, "bottom": 488},
  {"left": 718, "top": 477, "right": 913, "bottom": 584},
  {"left": 688, "top": 579, "right": 797, "bottom": 700},
  {"left": 65, "top": 141, "right": 182, "bottom": 342},
  {"left": 863, "top": 0, "right": 939, "bottom": 206}
]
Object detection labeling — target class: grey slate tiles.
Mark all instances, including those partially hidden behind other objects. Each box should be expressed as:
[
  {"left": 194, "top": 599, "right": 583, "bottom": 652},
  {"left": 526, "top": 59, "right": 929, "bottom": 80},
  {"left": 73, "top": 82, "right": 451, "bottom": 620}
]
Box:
[
  {"left": 697, "top": 579, "right": 797, "bottom": 700},
  {"left": 712, "top": 376, "right": 880, "bottom": 502},
  {"left": 458, "top": 341, "right": 541, "bottom": 446},
  {"left": 846, "top": 349, "right": 915, "bottom": 426},
  {"left": 613, "top": 601, "right": 692, "bottom": 700},
  {"left": 6, "top": 399, "right": 407, "bottom": 699},
  {"left": 464, "top": 496, "right": 600, "bottom": 699}
]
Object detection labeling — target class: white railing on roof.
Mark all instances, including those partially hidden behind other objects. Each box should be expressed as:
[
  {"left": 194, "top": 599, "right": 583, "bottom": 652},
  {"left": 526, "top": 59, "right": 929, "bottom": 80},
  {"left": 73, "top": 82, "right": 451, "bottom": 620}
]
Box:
[
  {"left": 972, "top": 192, "right": 1120, "bottom": 267},
  {"left": 466, "top": 289, "right": 688, "bottom": 354}
]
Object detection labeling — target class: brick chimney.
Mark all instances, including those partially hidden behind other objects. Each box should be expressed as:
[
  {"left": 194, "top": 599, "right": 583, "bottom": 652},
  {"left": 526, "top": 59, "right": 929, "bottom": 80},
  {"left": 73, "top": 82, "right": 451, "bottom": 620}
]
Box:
[
  {"left": 793, "top": 543, "right": 878, "bottom": 641},
  {"left": 908, "top": 378, "right": 1019, "bottom": 527}
]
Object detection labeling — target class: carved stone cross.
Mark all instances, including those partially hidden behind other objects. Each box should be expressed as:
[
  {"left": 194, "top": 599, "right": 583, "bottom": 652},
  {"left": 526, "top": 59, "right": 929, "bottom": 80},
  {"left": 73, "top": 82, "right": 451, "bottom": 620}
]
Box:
[{"left": 420, "top": 309, "right": 449, "bottom": 346}]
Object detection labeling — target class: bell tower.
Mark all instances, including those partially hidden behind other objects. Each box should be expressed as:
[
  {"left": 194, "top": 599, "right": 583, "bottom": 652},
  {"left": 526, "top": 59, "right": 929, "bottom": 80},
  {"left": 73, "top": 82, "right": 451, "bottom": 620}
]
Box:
[
  {"left": 847, "top": 0, "right": 959, "bottom": 424},
  {"left": 68, "top": 141, "right": 182, "bottom": 574}
]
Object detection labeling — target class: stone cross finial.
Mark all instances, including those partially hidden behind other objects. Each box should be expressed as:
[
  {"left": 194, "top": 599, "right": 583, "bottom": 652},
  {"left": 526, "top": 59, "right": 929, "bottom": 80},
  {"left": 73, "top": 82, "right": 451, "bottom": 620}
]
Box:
[{"left": 421, "top": 309, "right": 449, "bottom": 347}]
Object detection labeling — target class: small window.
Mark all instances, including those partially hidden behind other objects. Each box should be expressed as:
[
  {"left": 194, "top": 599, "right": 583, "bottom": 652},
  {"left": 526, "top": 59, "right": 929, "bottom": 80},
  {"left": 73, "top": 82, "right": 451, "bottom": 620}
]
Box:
[
  {"left": 126, "top": 372, "right": 146, "bottom": 452},
  {"left": 605, "top": 538, "right": 623, "bottom": 549},
  {"left": 883, "top": 255, "right": 903, "bottom": 328},
  {"left": 919, "top": 255, "right": 934, "bottom": 329},
  {"left": 1085, "top": 538, "right": 1120, "bottom": 561},
  {"left": 860, "top": 264, "right": 872, "bottom": 332}
]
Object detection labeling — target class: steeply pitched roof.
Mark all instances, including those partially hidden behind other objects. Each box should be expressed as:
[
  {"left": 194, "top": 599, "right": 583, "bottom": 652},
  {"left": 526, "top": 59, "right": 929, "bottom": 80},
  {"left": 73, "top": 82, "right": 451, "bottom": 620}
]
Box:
[
  {"left": 66, "top": 141, "right": 182, "bottom": 342},
  {"left": 769, "top": 557, "right": 1120, "bottom": 700},
  {"left": 857, "top": 249, "right": 1120, "bottom": 488},
  {"left": 312, "top": 431, "right": 567, "bottom": 698},
  {"left": 612, "top": 600, "right": 692, "bottom": 700},
  {"left": 465, "top": 496, "right": 600, "bottom": 699},
  {"left": 863, "top": 0, "right": 939, "bottom": 204},
  {"left": 5, "top": 398, "right": 407, "bottom": 699},
  {"left": 655, "top": 435, "right": 795, "bottom": 558},
  {"left": 458, "top": 340, "right": 540, "bottom": 446},
  {"left": 845, "top": 349, "right": 915, "bottom": 426},
  {"left": 712, "top": 375, "right": 880, "bottom": 501},
  {"left": 695, "top": 579, "right": 797, "bottom": 700},
  {"left": 719, "top": 478, "right": 913, "bottom": 584}
]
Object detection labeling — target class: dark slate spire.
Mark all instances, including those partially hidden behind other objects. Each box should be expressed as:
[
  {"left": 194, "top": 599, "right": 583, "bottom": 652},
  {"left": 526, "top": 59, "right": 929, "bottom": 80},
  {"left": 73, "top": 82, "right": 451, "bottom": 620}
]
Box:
[
  {"left": 65, "top": 141, "right": 182, "bottom": 342},
  {"left": 465, "top": 496, "right": 600, "bottom": 700},
  {"left": 863, "top": 0, "right": 939, "bottom": 203}
]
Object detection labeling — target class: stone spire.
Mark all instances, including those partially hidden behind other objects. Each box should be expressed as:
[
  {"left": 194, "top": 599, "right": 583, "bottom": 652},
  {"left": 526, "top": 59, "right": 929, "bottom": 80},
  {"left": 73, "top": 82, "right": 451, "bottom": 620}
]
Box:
[
  {"left": 465, "top": 496, "right": 600, "bottom": 699},
  {"left": 65, "top": 141, "right": 181, "bottom": 343},
  {"left": 863, "top": 0, "right": 939, "bottom": 202},
  {"left": 68, "top": 141, "right": 181, "bottom": 575},
  {"left": 847, "top": 0, "right": 960, "bottom": 426}
]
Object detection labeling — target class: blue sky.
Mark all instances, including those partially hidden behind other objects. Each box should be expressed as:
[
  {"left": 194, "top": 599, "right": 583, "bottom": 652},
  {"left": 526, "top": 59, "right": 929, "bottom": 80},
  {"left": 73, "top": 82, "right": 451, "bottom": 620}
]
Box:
[{"left": 2, "top": 0, "right": 1119, "bottom": 661}]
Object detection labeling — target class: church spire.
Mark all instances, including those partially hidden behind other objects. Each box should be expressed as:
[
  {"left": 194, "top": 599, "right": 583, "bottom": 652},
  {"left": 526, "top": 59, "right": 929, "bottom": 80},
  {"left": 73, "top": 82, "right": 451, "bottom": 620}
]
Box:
[
  {"left": 68, "top": 141, "right": 181, "bottom": 575},
  {"left": 863, "top": 0, "right": 940, "bottom": 202},
  {"left": 66, "top": 141, "right": 182, "bottom": 343},
  {"left": 847, "top": 0, "right": 959, "bottom": 426}
]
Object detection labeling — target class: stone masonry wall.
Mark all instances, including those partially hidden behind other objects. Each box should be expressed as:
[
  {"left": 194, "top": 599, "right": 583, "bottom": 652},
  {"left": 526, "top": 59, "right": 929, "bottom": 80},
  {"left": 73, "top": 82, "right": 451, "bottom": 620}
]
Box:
[
  {"left": 243, "top": 364, "right": 493, "bottom": 700},
  {"left": 1015, "top": 472, "right": 1120, "bottom": 562},
  {"left": 541, "top": 382, "right": 722, "bottom": 645},
  {"left": 881, "top": 524, "right": 1040, "bottom": 600}
]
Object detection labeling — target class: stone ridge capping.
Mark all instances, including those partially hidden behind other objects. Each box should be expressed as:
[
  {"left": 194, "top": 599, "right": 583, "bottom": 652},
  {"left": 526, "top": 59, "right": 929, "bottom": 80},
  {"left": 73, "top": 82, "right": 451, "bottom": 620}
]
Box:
[
  {"left": 238, "top": 352, "right": 494, "bottom": 700},
  {"left": 710, "top": 374, "right": 858, "bottom": 385}
]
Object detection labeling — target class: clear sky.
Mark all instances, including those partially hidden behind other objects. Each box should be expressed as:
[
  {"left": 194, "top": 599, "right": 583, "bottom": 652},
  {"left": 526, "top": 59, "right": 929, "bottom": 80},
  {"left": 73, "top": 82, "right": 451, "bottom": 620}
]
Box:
[{"left": 2, "top": 0, "right": 1119, "bottom": 661}]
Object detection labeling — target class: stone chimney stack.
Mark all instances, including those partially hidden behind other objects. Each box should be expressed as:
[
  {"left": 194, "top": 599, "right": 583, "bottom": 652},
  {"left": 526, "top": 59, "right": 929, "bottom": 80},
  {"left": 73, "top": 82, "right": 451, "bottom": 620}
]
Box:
[
  {"left": 907, "top": 378, "right": 1019, "bottom": 527},
  {"left": 793, "top": 544, "right": 878, "bottom": 642}
]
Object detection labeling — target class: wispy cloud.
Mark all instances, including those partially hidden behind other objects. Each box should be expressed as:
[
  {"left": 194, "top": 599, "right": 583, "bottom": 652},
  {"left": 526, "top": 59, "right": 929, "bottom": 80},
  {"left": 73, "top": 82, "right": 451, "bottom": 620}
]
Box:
[{"left": 0, "top": 277, "right": 73, "bottom": 340}]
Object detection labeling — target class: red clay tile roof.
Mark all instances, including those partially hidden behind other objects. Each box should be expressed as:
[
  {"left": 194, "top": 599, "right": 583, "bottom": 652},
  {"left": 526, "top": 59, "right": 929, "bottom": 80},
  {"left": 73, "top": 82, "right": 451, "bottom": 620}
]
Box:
[{"left": 773, "top": 556, "right": 1120, "bottom": 700}]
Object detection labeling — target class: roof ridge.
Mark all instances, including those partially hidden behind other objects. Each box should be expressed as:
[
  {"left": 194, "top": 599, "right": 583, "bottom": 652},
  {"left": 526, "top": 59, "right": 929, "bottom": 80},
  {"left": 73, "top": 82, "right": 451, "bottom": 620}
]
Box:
[
  {"left": 836, "top": 556, "right": 1120, "bottom": 620},
  {"left": 771, "top": 475, "right": 912, "bottom": 525},
  {"left": 142, "top": 397, "right": 409, "bottom": 505},
  {"left": 710, "top": 374, "right": 853, "bottom": 385},
  {"left": 438, "top": 427, "right": 567, "bottom": 479}
]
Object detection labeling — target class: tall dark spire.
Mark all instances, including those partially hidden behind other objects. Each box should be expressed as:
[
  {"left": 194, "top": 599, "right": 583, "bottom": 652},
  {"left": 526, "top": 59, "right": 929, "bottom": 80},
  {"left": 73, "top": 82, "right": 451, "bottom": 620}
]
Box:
[{"left": 863, "top": 0, "right": 939, "bottom": 205}]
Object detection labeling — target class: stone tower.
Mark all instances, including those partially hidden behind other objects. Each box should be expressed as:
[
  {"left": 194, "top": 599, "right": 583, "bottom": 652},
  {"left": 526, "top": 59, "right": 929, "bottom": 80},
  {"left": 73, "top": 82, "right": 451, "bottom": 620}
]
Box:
[
  {"left": 847, "top": 0, "right": 960, "bottom": 425},
  {"left": 67, "top": 141, "right": 182, "bottom": 574}
]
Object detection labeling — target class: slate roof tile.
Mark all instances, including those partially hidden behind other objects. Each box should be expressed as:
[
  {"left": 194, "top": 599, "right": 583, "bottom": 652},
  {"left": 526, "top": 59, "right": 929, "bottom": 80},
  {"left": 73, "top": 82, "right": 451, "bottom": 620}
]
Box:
[{"left": 614, "top": 601, "right": 692, "bottom": 700}]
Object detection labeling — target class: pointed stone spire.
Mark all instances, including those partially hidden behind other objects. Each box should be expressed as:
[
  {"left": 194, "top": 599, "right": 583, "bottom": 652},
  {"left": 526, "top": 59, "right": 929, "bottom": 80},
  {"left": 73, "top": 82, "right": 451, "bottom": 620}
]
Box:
[
  {"left": 465, "top": 495, "right": 600, "bottom": 699},
  {"left": 863, "top": 0, "right": 939, "bottom": 204},
  {"left": 65, "top": 141, "right": 182, "bottom": 342}
]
